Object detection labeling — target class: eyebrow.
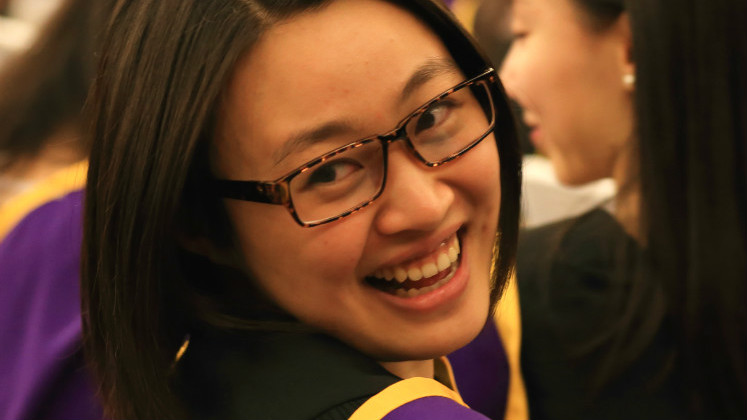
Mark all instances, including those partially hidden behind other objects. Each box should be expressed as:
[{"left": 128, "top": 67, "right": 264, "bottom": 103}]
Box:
[
  {"left": 400, "top": 57, "right": 460, "bottom": 102},
  {"left": 272, "top": 57, "right": 461, "bottom": 166},
  {"left": 272, "top": 120, "right": 355, "bottom": 166}
]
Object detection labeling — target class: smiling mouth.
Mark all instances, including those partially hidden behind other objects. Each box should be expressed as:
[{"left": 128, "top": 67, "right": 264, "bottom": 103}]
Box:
[{"left": 365, "top": 234, "right": 462, "bottom": 298}]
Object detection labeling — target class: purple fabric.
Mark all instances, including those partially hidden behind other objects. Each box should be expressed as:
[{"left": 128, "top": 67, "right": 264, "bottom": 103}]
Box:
[
  {"left": 448, "top": 318, "right": 509, "bottom": 420},
  {"left": 382, "top": 395, "right": 490, "bottom": 420},
  {"left": 0, "top": 190, "right": 102, "bottom": 420}
]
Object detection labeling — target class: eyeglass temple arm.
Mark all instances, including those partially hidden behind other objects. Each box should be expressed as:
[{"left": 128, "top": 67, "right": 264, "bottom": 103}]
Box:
[{"left": 214, "top": 180, "right": 289, "bottom": 204}]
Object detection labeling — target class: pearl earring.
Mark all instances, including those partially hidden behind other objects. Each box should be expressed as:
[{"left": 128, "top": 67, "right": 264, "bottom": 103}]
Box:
[{"left": 623, "top": 73, "right": 635, "bottom": 88}]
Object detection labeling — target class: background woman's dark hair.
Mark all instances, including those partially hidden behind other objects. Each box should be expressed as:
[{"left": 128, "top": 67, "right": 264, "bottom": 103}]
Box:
[
  {"left": 81, "top": 0, "right": 521, "bottom": 418},
  {"left": 630, "top": 0, "right": 747, "bottom": 417},
  {"left": 572, "top": 0, "right": 624, "bottom": 31},
  {"left": 0, "top": 0, "right": 107, "bottom": 169}
]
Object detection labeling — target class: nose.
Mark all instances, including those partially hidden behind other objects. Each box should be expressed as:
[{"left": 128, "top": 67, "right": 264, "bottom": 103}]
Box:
[{"left": 373, "top": 143, "right": 454, "bottom": 236}]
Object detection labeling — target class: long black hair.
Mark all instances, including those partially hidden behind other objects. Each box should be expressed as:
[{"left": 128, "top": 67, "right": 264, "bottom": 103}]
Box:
[
  {"left": 630, "top": 0, "right": 747, "bottom": 416},
  {"left": 562, "top": 0, "right": 746, "bottom": 417},
  {"left": 81, "top": 0, "right": 521, "bottom": 418}
]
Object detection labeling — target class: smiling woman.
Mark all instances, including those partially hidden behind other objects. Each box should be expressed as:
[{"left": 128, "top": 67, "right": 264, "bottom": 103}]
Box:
[
  {"left": 81, "top": 0, "right": 522, "bottom": 419},
  {"left": 210, "top": 1, "right": 501, "bottom": 368}
]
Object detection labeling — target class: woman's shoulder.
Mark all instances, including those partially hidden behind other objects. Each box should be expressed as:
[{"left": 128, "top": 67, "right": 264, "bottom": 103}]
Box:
[
  {"left": 344, "top": 376, "right": 490, "bottom": 420},
  {"left": 177, "top": 330, "right": 489, "bottom": 420},
  {"left": 0, "top": 160, "right": 87, "bottom": 243},
  {"left": 177, "top": 330, "right": 395, "bottom": 419},
  {"left": 517, "top": 207, "right": 635, "bottom": 291},
  {"left": 0, "top": 179, "right": 94, "bottom": 419},
  {"left": 516, "top": 211, "right": 660, "bottom": 420},
  {"left": 516, "top": 207, "right": 639, "bottom": 349},
  {"left": 519, "top": 207, "right": 627, "bottom": 259}
]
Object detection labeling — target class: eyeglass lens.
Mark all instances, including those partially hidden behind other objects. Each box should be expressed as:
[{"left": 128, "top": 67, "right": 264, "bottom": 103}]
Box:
[{"left": 290, "top": 80, "right": 494, "bottom": 225}]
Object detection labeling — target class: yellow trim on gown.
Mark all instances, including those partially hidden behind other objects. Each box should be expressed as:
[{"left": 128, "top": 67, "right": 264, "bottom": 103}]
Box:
[
  {"left": 496, "top": 275, "right": 530, "bottom": 419},
  {"left": 0, "top": 160, "right": 87, "bottom": 243}
]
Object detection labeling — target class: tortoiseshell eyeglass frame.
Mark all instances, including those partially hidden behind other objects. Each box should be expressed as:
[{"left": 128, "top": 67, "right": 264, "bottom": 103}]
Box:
[{"left": 214, "top": 68, "right": 498, "bottom": 227}]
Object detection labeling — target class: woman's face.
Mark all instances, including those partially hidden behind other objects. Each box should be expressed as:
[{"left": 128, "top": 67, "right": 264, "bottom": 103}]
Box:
[
  {"left": 500, "top": 0, "right": 634, "bottom": 185},
  {"left": 213, "top": 0, "right": 501, "bottom": 362}
]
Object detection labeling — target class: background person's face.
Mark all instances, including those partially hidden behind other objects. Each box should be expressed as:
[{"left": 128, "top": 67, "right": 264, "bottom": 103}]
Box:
[
  {"left": 500, "top": 0, "right": 634, "bottom": 185},
  {"left": 213, "top": 0, "right": 501, "bottom": 362}
]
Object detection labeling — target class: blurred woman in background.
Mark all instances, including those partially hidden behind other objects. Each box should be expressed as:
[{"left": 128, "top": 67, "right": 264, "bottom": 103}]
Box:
[{"left": 500, "top": 0, "right": 746, "bottom": 418}]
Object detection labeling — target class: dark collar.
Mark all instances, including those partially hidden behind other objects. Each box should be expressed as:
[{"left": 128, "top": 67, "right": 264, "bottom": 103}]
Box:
[{"left": 177, "top": 330, "right": 400, "bottom": 419}]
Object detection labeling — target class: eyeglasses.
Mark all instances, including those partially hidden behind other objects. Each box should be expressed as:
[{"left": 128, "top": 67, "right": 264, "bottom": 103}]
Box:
[{"left": 214, "top": 68, "right": 497, "bottom": 227}]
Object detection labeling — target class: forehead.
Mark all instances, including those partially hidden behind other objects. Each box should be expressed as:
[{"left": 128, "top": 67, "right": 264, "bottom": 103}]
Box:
[{"left": 214, "top": 0, "right": 456, "bottom": 178}]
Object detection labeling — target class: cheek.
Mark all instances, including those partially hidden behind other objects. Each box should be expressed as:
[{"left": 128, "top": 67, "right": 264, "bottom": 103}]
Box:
[
  {"left": 461, "top": 136, "right": 501, "bottom": 223},
  {"left": 225, "top": 201, "right": 369, "bottom": 310},
  {"left": 514, "top": 38, "right": 584, "bottom": 112},
  {"left": 224, "top": 204, "right": 298, "bottom": 290},
  {"left": 510, "top": 43, "right": 559, "bottom": 106},
  {"left": 479, "top": 136, "right": 501, "bottom": 192}
]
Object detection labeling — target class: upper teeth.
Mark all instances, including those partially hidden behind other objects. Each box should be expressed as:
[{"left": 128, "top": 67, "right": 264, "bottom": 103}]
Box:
[{"left": 373, "top": 236, "right": 460, "bottom": 282}]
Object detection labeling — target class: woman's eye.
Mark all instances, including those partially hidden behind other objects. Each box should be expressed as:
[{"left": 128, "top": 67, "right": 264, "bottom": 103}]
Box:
[
  {"left": 306, "top": 159, "right": 361, "bottom": 187},
  {"left": 414, "top": 101, "right": 455, "bottom": 134}
]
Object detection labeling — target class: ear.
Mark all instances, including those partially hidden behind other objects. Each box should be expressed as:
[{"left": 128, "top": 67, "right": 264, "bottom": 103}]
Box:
[{"left": 614, "top": 12, "right": 636, "bottom": 92}]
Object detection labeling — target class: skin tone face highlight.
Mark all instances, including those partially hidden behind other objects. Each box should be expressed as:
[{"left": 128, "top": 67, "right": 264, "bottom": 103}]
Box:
[
  {"left": 212, "top": 0, "right": 502, "bottom": 379},
  {"left": 500, "top": 0, "right": 634, "bottom": 186}
]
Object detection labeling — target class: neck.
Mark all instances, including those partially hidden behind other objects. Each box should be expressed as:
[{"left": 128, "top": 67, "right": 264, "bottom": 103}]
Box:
[
  {"left": 611, "top": 142, "right": 642, "bottom": 242},
  {"left": 378, "top": 359, "right": 434, "bottom": 379}
]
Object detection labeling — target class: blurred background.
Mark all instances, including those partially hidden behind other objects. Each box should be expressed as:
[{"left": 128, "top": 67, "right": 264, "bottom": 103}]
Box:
[{"left": 0, "top": 0, "right": 62, "bottom": 62}]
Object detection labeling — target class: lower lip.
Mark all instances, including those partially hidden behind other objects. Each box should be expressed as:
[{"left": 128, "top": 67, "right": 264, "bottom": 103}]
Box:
[{"left": 370, "top": 245, "right": 470, "bottom": 313}]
